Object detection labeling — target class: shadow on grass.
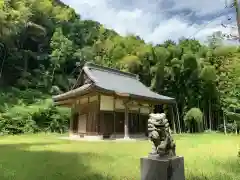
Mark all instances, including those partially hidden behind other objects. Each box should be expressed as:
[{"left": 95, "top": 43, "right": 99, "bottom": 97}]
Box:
[
  {"left": 0, "top": 143, "right": 113, "bottom": 180},
  {"left": 186, "top": 157, "right": 240, "bottom": 180},
  {"left": 221, "top": 157, "right": 240, "bottom": 173}
]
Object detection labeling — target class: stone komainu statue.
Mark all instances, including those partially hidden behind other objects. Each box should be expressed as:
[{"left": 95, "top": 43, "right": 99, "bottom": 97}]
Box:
[{"left": 148, "top": 113, "right": 176, "bottom": 157}]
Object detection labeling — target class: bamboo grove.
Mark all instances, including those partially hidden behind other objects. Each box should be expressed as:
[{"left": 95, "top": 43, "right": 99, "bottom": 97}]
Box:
[{"left": 0, "top": 0, "right": 240, "bottom": 134}]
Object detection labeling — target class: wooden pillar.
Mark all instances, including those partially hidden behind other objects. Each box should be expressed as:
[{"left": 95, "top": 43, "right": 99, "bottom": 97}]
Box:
[
  {"left": 69, "top": 103, "right": 76, "bottom": 136},
  {"left": 137, "top": 107, "right": 141, "bottom": 134},
  {"left": 124, "top": 104, "right": 129, "bottom": 139},
  {"left": 113, "top": 97, "right": 116, "bottom": 138},
  {"left": 150, "top": 104, "right": 154, "bottom": 113},
  {"left": 69, "top": 108, "right": 74, "bottom": 136},
  {"left": 97, "top": 94, "right": 101, "bottom": 134}
]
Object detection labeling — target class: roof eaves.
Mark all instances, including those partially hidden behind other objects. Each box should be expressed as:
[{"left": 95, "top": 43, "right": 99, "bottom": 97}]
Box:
[
  {"left": 94, "top": 85, "right": 175, "bottom": 104},
  {"left": 128, "top": 94, "right": 175, "bottom": 104},
  {"left": 52, "top": 83, "right": 94, "bottom": 102}
]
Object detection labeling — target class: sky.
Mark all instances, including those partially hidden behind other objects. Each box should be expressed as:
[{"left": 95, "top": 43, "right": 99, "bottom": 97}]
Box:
[{"left": 61, "top": 0, "right": 237, "bottom": 44}]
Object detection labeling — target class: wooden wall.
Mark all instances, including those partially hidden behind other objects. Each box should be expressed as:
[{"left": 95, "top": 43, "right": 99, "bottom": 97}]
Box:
[
  {"left": 71, "top": 94, "right": 153, "bottom": 137},
  {"left": 100, "top": 95, "right": 151, "bottom": 114},
  {"left": 98, "top": 111, "right": 149, "bottom": 136},
  {"left": 99, "top": 111, "right": 114, "bottom": 137},
  {"left": 99, "top": 95, "right": 151, "bottom": 136},
  {"left": 72, "top": 93, "right": 100, "bottom": 136}
]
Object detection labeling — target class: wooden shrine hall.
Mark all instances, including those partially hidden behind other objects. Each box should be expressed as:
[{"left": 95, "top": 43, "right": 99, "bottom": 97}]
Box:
[{"left": 52, "top": 62, "right": 175, "bottom": 140}]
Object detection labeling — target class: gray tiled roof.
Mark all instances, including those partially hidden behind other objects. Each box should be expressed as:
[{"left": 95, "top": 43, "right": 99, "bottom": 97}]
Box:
[{"left": 83, "top": 63, "right": 175, "bottom": 103}]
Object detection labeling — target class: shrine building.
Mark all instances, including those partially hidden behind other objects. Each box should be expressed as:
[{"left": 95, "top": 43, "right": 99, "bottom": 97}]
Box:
[{"left": 52, "top": 62, "right": 175, "bottom": 140}]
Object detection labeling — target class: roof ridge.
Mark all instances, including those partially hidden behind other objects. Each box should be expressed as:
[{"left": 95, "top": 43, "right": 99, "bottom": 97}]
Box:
[{"left": 84, "top": 62, "right": 138, "bottom": 79}]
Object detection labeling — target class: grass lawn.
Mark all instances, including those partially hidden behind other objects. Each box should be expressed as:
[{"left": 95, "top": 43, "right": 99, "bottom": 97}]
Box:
[{"left": 0, "top": 133, "right": 239, "bottom": 180}]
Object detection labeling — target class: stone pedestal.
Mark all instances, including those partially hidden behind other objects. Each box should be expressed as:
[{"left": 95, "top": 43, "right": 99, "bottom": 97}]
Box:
[{"left": 140, "top": 155, "right": 185, "bottom": 180}]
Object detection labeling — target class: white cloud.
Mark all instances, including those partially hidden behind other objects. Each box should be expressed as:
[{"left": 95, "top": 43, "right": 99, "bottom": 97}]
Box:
[
  {"left": 61, "top": 0, "right": 235, "bottom": 44},
  {"left": 169, "top": 0, "right": 226, "bottom": 16}
]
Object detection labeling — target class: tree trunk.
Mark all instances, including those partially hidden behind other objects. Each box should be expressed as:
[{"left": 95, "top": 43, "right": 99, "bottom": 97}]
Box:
[
  {"left": 208, "top": 99, "right": 212, "bottom": 131},
  {"left": 24, "top": 54, "right": 28, "bottom": 75},
  {"left": 223, "top": 112, "right": 227, "bottom": 135},
  {"left": 175, "top": 103, "right": 181, "bottom": 134},
  {"left": 0, "top": 43, "right": 6, "bottom": 79},
  {"left": 50, "top": 63, "right": 57, "bottom": 85},
  {"left": 50, "top": 54, "right": 60, "bottom": 86},
  {"left": 171, "top": 106, "right": 176, "bottom": 133},
  {"left": 203, "top": 108, "right": 206, "bottom": 130},
  {"left": 51, "top": 66, "right": 56, "bottom": 83},
  {"left": 235, "top": 121, "right": 238, "bottom": 135}
]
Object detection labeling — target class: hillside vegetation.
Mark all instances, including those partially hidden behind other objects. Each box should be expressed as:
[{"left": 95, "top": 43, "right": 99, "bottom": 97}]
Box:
[{"left": 0, "top": 0, "right": 240, "bottom": 134}]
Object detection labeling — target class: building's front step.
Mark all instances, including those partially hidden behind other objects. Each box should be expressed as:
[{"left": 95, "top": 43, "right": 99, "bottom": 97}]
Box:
[
  {"left": 62, "top": 133, "right": 148, "bottom": 141},
  {"left": 110, "top": 133, "right": 148, "bottom": 139}
]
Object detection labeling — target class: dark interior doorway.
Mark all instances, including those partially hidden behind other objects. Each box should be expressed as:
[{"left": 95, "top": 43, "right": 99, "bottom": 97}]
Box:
[
  {"left": 154, "top": 104, "right": 164, "bottom": 113},
  {"left": 72, "top": 112, "right": 79, "bottom": 133}
]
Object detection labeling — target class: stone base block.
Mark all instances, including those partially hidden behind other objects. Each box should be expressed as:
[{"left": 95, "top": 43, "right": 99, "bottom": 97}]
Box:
[
  {"left": 68, "top": 134, "right": 103, "bottom": 141},
  {"left": 140, "top": 155, "right": 185, "bottom": 180}
]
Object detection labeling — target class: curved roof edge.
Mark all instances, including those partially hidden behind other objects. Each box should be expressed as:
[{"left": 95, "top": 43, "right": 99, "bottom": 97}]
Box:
[{"left": 52, "top": 83, "right": 94, "bottom": 102}]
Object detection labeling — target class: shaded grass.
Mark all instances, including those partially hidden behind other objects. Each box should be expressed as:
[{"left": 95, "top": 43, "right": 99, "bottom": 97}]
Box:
[{"left": 0, "top": 133, "right": 239, "bottom": 180}]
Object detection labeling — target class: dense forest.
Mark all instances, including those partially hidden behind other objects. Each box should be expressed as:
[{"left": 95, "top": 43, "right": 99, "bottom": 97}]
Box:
[{"left": 0, "top": 0, "right": 240, "bottom": 135}]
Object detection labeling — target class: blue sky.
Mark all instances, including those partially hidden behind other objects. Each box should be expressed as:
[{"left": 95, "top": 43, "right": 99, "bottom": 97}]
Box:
[{"left": 62, "top": 0, "right": 237, "bottom": 44}]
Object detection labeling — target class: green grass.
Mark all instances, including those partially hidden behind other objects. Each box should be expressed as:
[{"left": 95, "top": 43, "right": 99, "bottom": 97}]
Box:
[{"left": 0, "top": 133, "right": 239, "bottom": 180}]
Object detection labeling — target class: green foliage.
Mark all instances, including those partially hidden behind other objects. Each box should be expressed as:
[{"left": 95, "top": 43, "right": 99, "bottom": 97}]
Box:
[
  {"left": 0, "top": 99, "right": 70, "bottom": 135},
  {"left": 226, "top": 111, "right": 240, "bottom": 123},
  {"left": 0, "top": 87, "right": 48, "bottom": 112},
  {"left": 184, "top": 108, "right": 203, "bottom": 123},
  {"left": 183, "top": 53, "right": 198, "bottom": 71},
  {"left": 0, "top": 88, "right": 70, "bottom": 135},
  {"left": 218, "top": 123, "right": 237, "bottom": 133},
  {"left": 184, "top": 108, "right": 203, "bottom": 133},
  {"left": 31, "top": 102, "right": 70, "bottom": 134},
  {"left": 200, "top": 65, "right": 217, "bottom": 82}
]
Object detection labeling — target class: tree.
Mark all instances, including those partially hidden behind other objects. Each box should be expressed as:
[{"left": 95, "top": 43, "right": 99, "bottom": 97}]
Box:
[
  {"left": 119, "top": 55, "right": 141, "bottom": 73},
  {"left": 200, "top": 65, "right": 217, "bottom": 130},
  {"left": 206, "top": 31, "right": 224, "bottom": 49},
  {"left": 184, "top": 108, "right": 203, "bottom": 133},
  {"left": 50, "top": 27, "right": 73, "bottom": 89}
]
